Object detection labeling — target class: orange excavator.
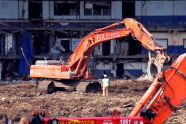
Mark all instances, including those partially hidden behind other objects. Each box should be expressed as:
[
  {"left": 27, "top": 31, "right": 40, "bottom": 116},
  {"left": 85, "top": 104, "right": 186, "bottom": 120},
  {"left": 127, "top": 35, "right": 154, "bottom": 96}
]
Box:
[
  {"left": 30, "top": 18, "right": 168, "bottom": 93},
  {"left": 19, "top": 53, "right": 186, "bottom": 124}
]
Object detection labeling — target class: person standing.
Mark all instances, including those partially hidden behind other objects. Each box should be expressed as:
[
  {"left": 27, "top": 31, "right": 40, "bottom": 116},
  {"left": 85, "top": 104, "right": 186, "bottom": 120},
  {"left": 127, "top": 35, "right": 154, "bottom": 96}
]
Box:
[{"left": 102, "top": 74, "right": 110, "bottom": 96}]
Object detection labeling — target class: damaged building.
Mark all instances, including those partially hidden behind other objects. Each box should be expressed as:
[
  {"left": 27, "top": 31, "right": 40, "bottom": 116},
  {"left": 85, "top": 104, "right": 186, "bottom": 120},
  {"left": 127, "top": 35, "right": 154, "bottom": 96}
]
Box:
[{"left": 0, "top": 0, "right": 186, "bottom": 80}]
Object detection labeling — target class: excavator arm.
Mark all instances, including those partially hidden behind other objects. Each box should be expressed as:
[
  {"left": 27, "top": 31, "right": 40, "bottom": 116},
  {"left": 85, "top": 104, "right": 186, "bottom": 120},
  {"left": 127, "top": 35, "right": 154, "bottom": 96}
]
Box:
[
  {"left": 130, "top": 53, "right": 186, "bottom": 124},
  {"left": 67, "top": 18, "right": 167, "bottom": 78}
]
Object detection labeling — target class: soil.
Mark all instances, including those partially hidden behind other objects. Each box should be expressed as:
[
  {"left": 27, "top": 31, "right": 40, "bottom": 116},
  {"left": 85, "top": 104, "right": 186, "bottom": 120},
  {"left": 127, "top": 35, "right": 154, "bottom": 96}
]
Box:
[{"left": 0, "top": 80, "right": 185, "bottom": 124}]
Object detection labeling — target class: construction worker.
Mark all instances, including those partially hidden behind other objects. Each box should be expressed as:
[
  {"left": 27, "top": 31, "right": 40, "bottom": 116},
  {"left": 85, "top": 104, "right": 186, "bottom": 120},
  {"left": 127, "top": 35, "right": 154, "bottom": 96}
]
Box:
[{"left": 102, "top": 74, "right": 110, "bottom": 96}]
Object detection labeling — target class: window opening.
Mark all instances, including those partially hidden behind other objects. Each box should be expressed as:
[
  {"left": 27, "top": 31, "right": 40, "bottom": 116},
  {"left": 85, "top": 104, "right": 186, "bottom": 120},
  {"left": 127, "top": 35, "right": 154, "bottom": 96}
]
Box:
[
  {"left": 61, "top": 40, "right": 71, "bottom": 53},
  {"left": 116, "top": 63, "right": 124, "bottom": 78},
  {"left": 29, "top": 1, "right": 42, "bottom": 19},
  {"left": 54, "top": 1, "right": 80, "bottom": 16},
  {"left": 116, "top": 38, "right": 129, "bottom": 56},
  {"left": 32, "top": 32, "right": 49, "bottom": 55},
  {"left": 102, "top": 41, "right": 110, "bottom": 56},
  {"left": 127, "top": 35, "right": 141, "bottom": 55},
  {"left": 84, "top": 1, "right": 111, "bottom": 16},
  {"left": 122, "top": 1, "right": 135, "bottom": 18}
]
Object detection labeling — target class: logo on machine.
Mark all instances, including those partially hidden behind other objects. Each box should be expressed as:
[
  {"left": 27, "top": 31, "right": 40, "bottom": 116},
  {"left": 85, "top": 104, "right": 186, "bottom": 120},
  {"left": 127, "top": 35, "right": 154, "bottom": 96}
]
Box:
[
  {"left": 54, "top": 119, "right": 95, "bottom": 124},
  {"left": 96, "top": 32, "right": 120, "bottom": 42}
]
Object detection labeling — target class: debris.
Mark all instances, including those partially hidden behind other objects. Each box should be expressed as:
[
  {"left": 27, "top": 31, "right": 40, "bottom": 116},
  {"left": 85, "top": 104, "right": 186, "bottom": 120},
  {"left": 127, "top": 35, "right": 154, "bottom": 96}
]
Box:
[
  {"left": 0, "top": 80, "right": 185, "bottom": 124},
  {"left": 1, "top": 97, "right": 6, "bottom": 102},
  {"left": 135, "top": 74, "right": 154, "bottom": 82}
]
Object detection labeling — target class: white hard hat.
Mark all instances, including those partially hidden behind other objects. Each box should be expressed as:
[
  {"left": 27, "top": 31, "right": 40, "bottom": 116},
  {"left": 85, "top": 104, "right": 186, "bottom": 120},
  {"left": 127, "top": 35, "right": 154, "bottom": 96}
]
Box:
[{"left": 104, "top": 74, "right": 107, "bottom": 78}]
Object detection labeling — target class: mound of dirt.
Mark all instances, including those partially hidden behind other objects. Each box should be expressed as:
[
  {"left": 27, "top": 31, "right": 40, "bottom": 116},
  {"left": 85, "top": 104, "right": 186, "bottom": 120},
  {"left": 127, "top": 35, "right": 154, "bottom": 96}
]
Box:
[{"left": 0, "top": 80, "right": 185, "bottom": 124}]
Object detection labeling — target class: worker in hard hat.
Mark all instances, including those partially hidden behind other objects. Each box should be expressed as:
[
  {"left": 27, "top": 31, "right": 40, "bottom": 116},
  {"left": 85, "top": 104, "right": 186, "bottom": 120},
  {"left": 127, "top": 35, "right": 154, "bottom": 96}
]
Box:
[{"left": 102, "top": 74, "right": 110, "bottom": 96}]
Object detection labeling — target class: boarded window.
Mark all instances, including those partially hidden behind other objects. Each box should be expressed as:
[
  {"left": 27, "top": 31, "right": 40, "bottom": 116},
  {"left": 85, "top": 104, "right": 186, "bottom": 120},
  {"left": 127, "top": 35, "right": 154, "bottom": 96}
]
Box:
[
  {"left": 54, "top": 1, "right": 80, "bottom": 16},
  {"left": 84, "top": 1, "right": 111, "bottom": 16},
  {"left": 155, "top": 39, "right": 168, "bottom": 48}
]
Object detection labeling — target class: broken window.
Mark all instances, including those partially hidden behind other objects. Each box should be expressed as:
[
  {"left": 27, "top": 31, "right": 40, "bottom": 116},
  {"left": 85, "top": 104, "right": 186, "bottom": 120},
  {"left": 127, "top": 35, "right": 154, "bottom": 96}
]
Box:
[
  {"left": 61, "top": 39, "right": 71, "bottom": 53},
  {"left": 102, "top": 41, "right": 110, "bottom": 56},
  {"left": 0, "top": 33, "right": 21, "bottom": 56},
  {"left": 32, "top": 32, "right": 49, "bottom": 55},
  {"left": 128, "top": 35, "right": 141, "bottom": 55},
  {"left": 122, "top": 1, "right": 135, "bottom": 18},
  {"left": 84, "top": 1, "right": 111, "bottom": 16},
  {"left": 116, "top": 38, "right": 129, "bottom": 56},
  {"left": 29, "top": 1, "right": 42, "bottom": 19},
  {"left": 116, "top": 63, "right": 124, "bottom": 78},
  {"left": 54, "top": 1, "right": 80, "bottom": 16}
]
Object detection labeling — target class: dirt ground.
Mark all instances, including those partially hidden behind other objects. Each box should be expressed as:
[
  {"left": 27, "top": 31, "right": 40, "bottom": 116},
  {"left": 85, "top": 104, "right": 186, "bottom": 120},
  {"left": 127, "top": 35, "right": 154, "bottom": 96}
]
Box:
[{"left": 0, "top": 80, "right": 185, "bottom": 124}]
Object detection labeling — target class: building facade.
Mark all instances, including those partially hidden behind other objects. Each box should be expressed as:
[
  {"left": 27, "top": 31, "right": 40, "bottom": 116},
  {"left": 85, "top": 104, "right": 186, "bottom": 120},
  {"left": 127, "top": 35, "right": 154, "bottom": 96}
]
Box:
[{"left": 0, "top": 0, "right": 185, "bottom": 80}]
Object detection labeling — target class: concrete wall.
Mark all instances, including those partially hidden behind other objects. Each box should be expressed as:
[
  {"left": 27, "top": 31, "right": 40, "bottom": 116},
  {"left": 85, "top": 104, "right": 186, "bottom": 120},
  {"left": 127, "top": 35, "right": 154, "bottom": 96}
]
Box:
[
  {"left": 4, "top": 1, "right": 186, "bottom": 19},
  {"left": 43, "top": 1, "right": 122, "bottom": 20},
  {"left": 136, "top": 1, "right": 186, "bottom": 16},
  {"left": 111, "top": 1, "right": 122, "bottom": 19},
  {"left": 42, "top": 1, "right": 50, "bottom": 19},
  {"left": 174, "top": 1, "right": 186, "bottom": 15},
  {"left": 1, "top": 1, "right": 185, "bottom": 20},
  {"left": 152, "top": 32, "right": 186, "bottom": 46},
  {"left": 0, "top": 1, "right": 18, "bottom": 19},
  {"left": 0, "top": 0, "right": 28, "bottom": 19}
]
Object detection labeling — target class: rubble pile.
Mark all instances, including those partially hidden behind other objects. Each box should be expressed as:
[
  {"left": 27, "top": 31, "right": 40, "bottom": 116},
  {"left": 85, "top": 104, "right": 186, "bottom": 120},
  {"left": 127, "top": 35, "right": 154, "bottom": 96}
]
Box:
[{"left": 0, "top": 80, "right": 185, "bottom": 124}]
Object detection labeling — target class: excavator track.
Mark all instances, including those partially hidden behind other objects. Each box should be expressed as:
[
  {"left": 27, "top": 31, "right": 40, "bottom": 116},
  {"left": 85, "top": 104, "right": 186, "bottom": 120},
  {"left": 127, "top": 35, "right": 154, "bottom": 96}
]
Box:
[
  {"left": 36, "top": 80, "right": 102, "bottom": 94},
  {"left": 37, "top": 80, "right": 55, "bottom": 94},
  {"left": 36, "top": 79, "right": 78, "bottom": 93},
  {"left": 76, "top": 81, "right": 102, "bottom": 93}
]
